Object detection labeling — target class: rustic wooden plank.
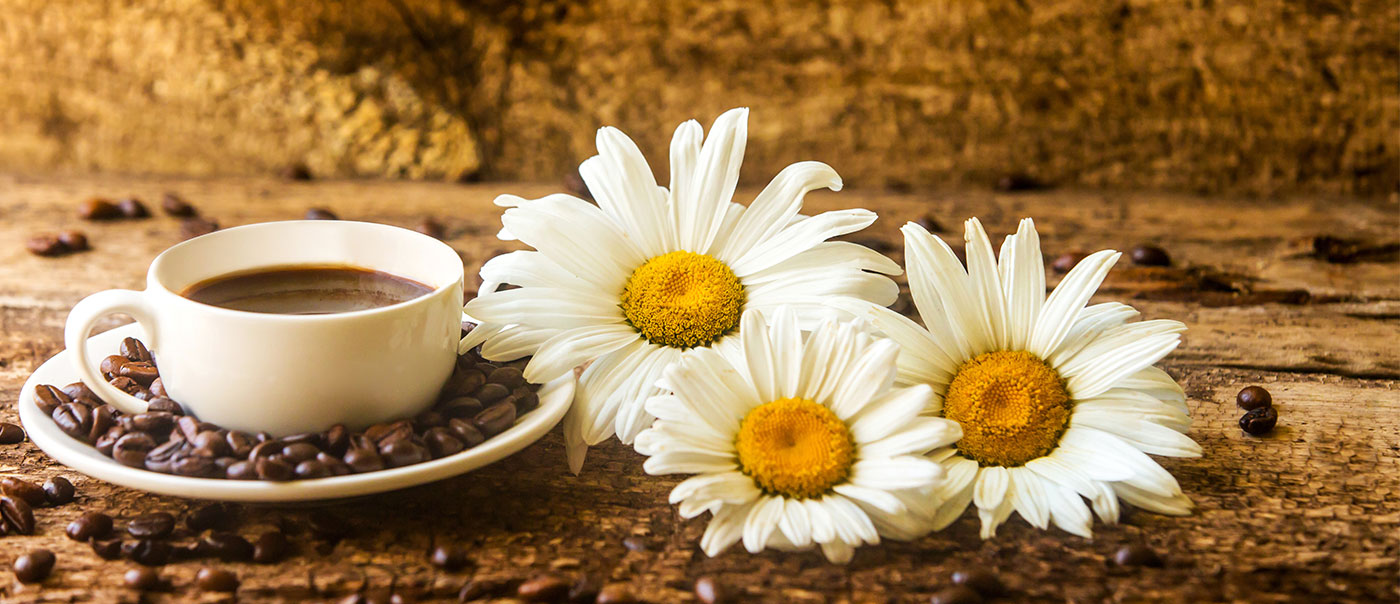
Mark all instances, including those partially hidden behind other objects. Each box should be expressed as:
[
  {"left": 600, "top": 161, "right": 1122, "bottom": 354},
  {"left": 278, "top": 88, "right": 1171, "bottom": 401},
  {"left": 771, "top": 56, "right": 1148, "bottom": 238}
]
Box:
[{"left": 0, "top": 173, "right": 1395, "bottom": 603}]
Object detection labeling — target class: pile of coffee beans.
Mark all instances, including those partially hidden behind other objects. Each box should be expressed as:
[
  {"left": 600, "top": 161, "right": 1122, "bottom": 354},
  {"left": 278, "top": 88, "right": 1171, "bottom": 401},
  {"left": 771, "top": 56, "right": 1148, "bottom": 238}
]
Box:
[
  {"left": 34, "top": 337, "right": 541, "bottom": 481},
  {"left": 1237, "top": 385, "right": 1279, "bottom": 435}
]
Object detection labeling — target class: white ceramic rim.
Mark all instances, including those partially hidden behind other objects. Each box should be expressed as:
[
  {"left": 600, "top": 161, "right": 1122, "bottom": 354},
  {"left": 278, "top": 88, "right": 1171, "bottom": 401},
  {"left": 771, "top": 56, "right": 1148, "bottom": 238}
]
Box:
[{"left": 19, "top": 324, "right": 573, "bottom": 502}]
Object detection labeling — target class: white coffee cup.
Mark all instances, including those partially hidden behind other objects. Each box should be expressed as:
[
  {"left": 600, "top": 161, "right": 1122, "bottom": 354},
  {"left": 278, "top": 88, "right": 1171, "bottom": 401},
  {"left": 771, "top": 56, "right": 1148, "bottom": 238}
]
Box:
[{"left": 63, "top": 220, "right": 464, "bottom": 436}]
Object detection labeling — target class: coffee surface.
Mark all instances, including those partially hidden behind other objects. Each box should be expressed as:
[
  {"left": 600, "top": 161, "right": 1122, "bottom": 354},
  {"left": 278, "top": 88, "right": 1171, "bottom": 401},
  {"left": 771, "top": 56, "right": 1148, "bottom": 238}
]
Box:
[{"left": 181, "top": 265, "right": 432, "bottom": 314}]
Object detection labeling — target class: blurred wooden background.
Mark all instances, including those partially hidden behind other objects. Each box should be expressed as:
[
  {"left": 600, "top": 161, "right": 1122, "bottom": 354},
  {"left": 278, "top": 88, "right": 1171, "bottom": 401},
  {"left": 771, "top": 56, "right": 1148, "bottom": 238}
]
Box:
[{"left": 0, "top": 0, "right": 1396, "bottom": 196}]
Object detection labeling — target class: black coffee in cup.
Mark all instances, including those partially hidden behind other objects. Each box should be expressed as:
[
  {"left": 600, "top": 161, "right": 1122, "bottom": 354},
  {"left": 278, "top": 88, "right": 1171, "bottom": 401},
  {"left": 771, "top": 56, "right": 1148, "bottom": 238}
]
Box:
[{"left": 181, "top": 265, "right": 432, "bottom": 314}]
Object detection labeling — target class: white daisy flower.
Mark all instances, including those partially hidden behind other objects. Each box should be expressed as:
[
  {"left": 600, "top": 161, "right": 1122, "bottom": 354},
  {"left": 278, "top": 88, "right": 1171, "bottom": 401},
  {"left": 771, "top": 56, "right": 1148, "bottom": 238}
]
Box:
[
  {"left": 462, "top": 108, "right": 901, "bottom": 472},
  {"left": 634, "top": 308, "right": 961, "bottom": 563},
  {"left": 832, "top": 218, "right": 1201, "bottom": 539}
]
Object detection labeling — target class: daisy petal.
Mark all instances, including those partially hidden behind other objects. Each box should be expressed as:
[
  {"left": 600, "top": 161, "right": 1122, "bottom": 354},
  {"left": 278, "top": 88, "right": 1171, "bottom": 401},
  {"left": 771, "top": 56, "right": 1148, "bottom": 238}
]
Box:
[
  {"left": 857, "top": 416, "right": 961, "bottom": 458},
  {"left": 681, "top": 108, "right": 748, "bottom": 254},
  {"left": 849, "top": 385, "right": 938, "bottom": 443},
  {"left": 1027, "top": 249, "right": 1120, "bottom": 358},
  {"left": 1000, "top": 218, "right": 1045, "bottom": 351},
  {"left": 524, "top": 324, "right": 640, "bottom": 383},
  {"left": 700, "top": 502, "right": 751, "bottom": 557},
  {"left": 1060, "top": 320, "right": 1186, "bottom": 399},
  {"left": 963, "top": 218, "right": 1010, "bottom": 350},
  {"left": 1008, "top": 467, "right": 1051, "bottom": 530},
  {"left": 742, "top": 496, "right": 785, "bottom": 553},
  {"left": 716, "top": 161, "right": 843, "bottom": 263},
  {"left": 731, "top": 210, "right": 880, "bottom": 276}
]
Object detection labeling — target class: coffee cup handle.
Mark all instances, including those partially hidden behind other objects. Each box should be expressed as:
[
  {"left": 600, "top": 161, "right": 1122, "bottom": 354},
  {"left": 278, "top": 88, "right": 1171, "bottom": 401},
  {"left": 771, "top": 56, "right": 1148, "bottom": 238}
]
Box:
[{"left": 64, "top": 289, "right": 160, "bottom": 415}]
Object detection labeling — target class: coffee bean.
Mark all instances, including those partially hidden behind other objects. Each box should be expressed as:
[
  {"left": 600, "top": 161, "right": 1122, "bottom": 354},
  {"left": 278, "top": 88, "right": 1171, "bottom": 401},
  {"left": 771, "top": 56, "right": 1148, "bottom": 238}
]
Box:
[
  {"left": 119, "top": 362, "right": 159, "bottom": 386},
  {"left": 694, "top": 576, "right": 725, "bottom": 604},
  {"left": 429, "top": 544, "right": 469, "bottom": 570},
  {"left": 180, "top": 217, "right": 220, "bottom": 240},
  {"left": 596, "top": 584, "right": 637, "bottom": 604},
  {"left": 568, "top": 577, "right": 600, "bottom": 603},
  {"left": 414, "top": 217, "right": 446, "bottom": 240},
  {"left": 161, "top": 192, "right": 196, "bottom": 216},
  {"left": 172, "top": 454, "right": 216, "bottom": 477},
  {"left": 0, "top": 495, "right": 33, "bottom": 534},
  {"left": 1236, "top": 385, "right": 1272, "bottom": 410},
  {"left": 473, "top": 403, "right": 516, "bottom": 437},
  {"left": 283, "top": 163, "right": 313, "bottom": 180},
  {"left": 487, "top": 366, "right": 525, "bottom": 388},
  {"left": 282, "top": 431, "right": 323, "bottom": 447},
  {"left": 13, "top": 549, "right": 55, "bottom": 583},
  {"left": 58, "top": 230, "right": 90, "bottom": 252},
  {"left": 307, "top": 511, "right": 352, "bottom": 540},
  {"left": 518, "top": 575, "right": 570, "bottom": 602},
  {"left": 117, "top": 197, "right": 150, "bottom": 219},
  {"left": 415, "top": 410, "right": 446, "bottom": 429},
  {"left": 1129, "top": 244, "right": 1171, "bottom": 266},
  {"left": 440, "top": 396, "right": 483, "bottom": 418},
  {"left": 43, "top": 476, "right": 76, "bottom": 505},
  {"left": 424, "top": 428, "right": 465, "bottom": 458},
  {"left": 89, "top": 405, "right": 116, "bottom": 443},
  {"left": 952, "top": 568, "right": 1004, "bottom": 596},
  {"left": 79, "top": 197, "right": 122, "bottom": 220},
  {"left": 2, "top": 477, "right": 46, "bottom": 507},
  {"left": 1113, "top": 544, "right": 1164, "bottom": 567},
  {"left": 53, "top": 402, "right": 94, "bottom": 441},
  {"left": 343, "top": 447, "right": 385, "bottom": 473},
  {"left": 447, "top": 418, "right": 485, "bottom": 448},
  {"left": 196, "top": 567, "right": 239, "bottom": 592},
  {"left": 380, "top": 438, "right": 430, "bottom": 467},
  {"left": 316, "top": 452, "right": 351, "bottom": 476},
  {"left": 248, "top": 439, "right": 282, "bottom": 460},
  {"left": 255, "top": 456, "right": 294, "bottom": 481},
  {"left": 98, "top": 355, "right": 128, "bottom": 378},
  {"left": 995, "top": 173, "right": 1047, "bottom": 192},
  {"left": 511, "top": 387, "right": 539, "bottom": 413},
  {"left": 124, "top": 566, "right": 163, "bottom": 590},
  {"left": 0, "top": 422, "right": 25, "bottom": 444},
  {"left": 477, "top": 383, "right": 510, "bottom": 404},
  {"left": 282, "top": 442, "right": 321, "bottom": 463},
  {"left": 127, "top": 539, "right": 173, "bottom": 566},
  {"left": 252, "top": 531, "right": 289, "bottom": 564},
  {"left": 458, "top": 579, "right": 509, "bottom": 601},
  {"left": 26, "top": 233, "right": 68, "bottom": 257},
  {"left": 91, "top": 538, "right": 123, "bottom": 560},
  {"left": 95, "top": 427, "right": 125, "bottom": 456},
  {"left": 34, "top": 384, "right": 71, "bottom": 415},
  {"left": 109, "top": 376, "right": 145, "bottom": 396},
  {"left": 226, "top": 461, "right": 257, "bottom": 480},
  {"left": 68, "top": 511, "right": 114, "bottom": 541},
  {"left": 62, "top": 382, "right": 100, "bottom": 405},
  {"left": 294, "top": 460, "right": 331, "bottom": 479},
  {"left": 931, "top": 585, "right": 983, "bottom": 604},
  {"left": 189, "top": 431, "right": 227, "bottom": 456},
  {"left": 147, "top": 395, "right": 182, "bottom": 416},
  {"left": 324, "top": 424, "right": 350, "bottom": 456},
  {"left": 113, "top": 433, "right": 157, "bottom": 467},
  {"left": 1240, "top": 406, "right": 1278, "bottom": 436},
  {"left": 187, "top": 502, "right": 237, "bottom": 532},
  {"left": 144, "top": 439, "right": 184, "bottom": 473},
  {"left": 200, "top": 531, "right": 254, "bottom": 562},
  {"left": 305, "top": 207, "right": 338, "bottom": 220},
  {"left": 117, "top": 337, "right": 153, "bottom": 363},
  {"left": 130, "top": 412, "right": 175, "bottom": 434},
  {"left": 177, "top": 416, "right": 206, "bottom": 442},
  {"left": 447, "top": 370, "right": 486, "bottom": 396},
  {"left": 128, "top": 512, "right": 176, "bottom": 539},
  {"left": 365, "top": 420, "right": 413, "bottom": 444},
  {"left": 1051, "top": 251, "right": 1088, "bottom": 273}
]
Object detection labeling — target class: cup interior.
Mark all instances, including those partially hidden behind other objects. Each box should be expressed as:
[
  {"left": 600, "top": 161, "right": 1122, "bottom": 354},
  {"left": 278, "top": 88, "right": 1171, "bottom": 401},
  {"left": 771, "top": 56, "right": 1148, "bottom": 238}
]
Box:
[{"left": 150, "top": 221, "right": 463, "bottom": 308}]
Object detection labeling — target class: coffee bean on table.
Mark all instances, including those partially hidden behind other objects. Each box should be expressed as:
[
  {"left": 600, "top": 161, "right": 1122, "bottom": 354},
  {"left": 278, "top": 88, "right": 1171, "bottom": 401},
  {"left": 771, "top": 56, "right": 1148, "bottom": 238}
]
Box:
[
  {"left": 13, "top": 549, "right": 56, "bottom": 583},
  {"left": 128, "top": 512, "right": 176, "bottom": 539},
  {"left": 428, "top": 544, "right": 469, "bottom": 570},
  {"left": 196, "top": 567, "right": 239, "bottom": 592},
  {"left": 930, "top": 585, "right": 983, "bottom": 604},
  {"left": 2, "top": 495, "right": 36, "bottom": 534},
  {"left": 42, "top": 476, "right": 76, "bottom": 505},
  {"left": 161, "top": 192, "right": 196, "bottom": 217},
  {"left": 2, "top": 477, "right": 47, "bottom": 507},
  {"left": 1113, "top": 544, "right": 1164, "bottom": 567},
  {"left": 180, "top": 217, "right": 220, "bottom": 240},
  {"left": 125, "top": 566, "right": 163, "bottom": 590},
  {"left": 26, "top": 233, "right": 68, "bottom": 257},
  {"left": 596, "top": 584, "right": 637, "bottom": 604},
  {"left": 952, "top": 568, "right": 1004, "bottom": 597},
  {"left": 58, "top": 230, "right": 90, "bottom": 252},
  {"left": 1236, "top": 386, "right": 1272, "bottom": 410},
  {"left": 1129, "top": 244, "right": 1171, "bottom": 266},
  {"left": 113, "top": 433, "right": 157, "bottom": 468},
  {"left": 0, "top": 422, "right": 25, "bottom": 445},
  {"left": 186, "top": 502, "right": 235, "bottom": 532},
  {"left": 91, "top": 538, "right": 123, "bottom": 560},
  {"left": 343, "top": 447, "right": 385, "bottom": 473},
  {"left": 517, "top": 575, "right": 570, "bottom": 601},
  {"left": 473, "top": 403, "right": 516, "bottom": 437},
  {"left": 68, "top": 511, "right": 114, "bottom": 541},
  {"left": 694, "top": 576, "right": 725, "bottom": 604},
  {"left": 1240, "top": 406, "right": 1279, "bottom": 436},
  {"left": 127, "top": 539, "right": 173, "bottom": 566},
  {"left": 305, "top": 207, "right": 338, "bottom": 220},
  {"left": 200, "top": 532, "right": 254, "bottom": 562},
  {"left": 119, "top": 362, "right": 159, "bottom": 386},
  {"left": 252, "top": 531, "right": 289, "bottom": 564},
  {"left": 117, "top": 197, "right": 150, "bottom": 219},
  {"left": 79, "top": 197, "right": 122, "bottom": 220}
]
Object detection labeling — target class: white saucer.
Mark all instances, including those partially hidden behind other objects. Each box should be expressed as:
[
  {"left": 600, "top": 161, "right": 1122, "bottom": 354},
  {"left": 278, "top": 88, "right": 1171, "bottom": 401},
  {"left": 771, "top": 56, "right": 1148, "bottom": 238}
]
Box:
[{"left": 18, "top": 323, "right": 573, "bottom": 503}]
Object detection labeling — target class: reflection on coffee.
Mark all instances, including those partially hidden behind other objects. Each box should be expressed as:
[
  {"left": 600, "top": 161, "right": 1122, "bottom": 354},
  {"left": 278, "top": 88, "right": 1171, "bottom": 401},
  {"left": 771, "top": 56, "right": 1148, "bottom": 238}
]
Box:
[{"left": 181, "top": 265, "right": 433, "bottom": 314}]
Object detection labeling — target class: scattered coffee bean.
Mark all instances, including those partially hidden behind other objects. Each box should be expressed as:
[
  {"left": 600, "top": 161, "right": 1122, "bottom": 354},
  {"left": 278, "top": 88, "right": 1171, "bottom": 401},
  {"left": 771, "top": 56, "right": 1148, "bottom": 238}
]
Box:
[
  {"left": 161, "top": 192, "right": 196, "bottom": 217},
  {"left": 91, "top": 538, "right": 123, "bottom": 560},
  {"left": 68, "top": 511, "right": 114, "bottom": 541},
  {"left": 252, "top": 531, "right": 289, "bottom": 564},
  {"left": 1236, "top": 385, "right": 1272, "bottom": 410},
  {"left": 124, "top": 566, "right": 163, "bottom": 590},
  {"left": 1240, "top": 406, "right": 1279, "bottom": 436},
  {"left": 995, "top": 173, "right": 1046, "bottom": 192},
  {"left": 2, "top": 494, "right": 37, "bottom": 534},
  {"left": 180, "top": 217, "right": 220, "bottom": 240},
  {"left": 282, "top": 163, "right": 313, "bottom": 180},
  {"left": 0, "top": 422, "right": 25, "bottom": 444},
  {"left": 196, "top": 567, "right": 240, "bottom": 592},
  {"left": 79, "top": 197, "right": 122, "bottom": 220},
  {"left": 126, "top": 539, "right": 173, "bottom": 566},
  {"left": 952, "top": 568, "right": 1004, "bottom": 597},
  {"left": 200, "top": 531, "right": 254, "bottom": 562},
  {"left": 415, "top": 217, "right": 446, "bottom": 240},
  {"left": 694, "top": 576, "right": 725, "bottom": 604},
  {"left": 1113, "top": 544, "right": 1164, "bottom": 567},
  {"left": 2, "top": 477, "right": 46, "bottom": 507},
  {"left": 25, "top": 233, "right": 67, "bottom": 257},
  {"left": 473, "top": 403, "right": 516, "bottom": 437},
  {"left": 1051, "top": 251, "right": 1088, "bottom": 273},
  {"left": 429, "top": 544, "right": 469, "bottom": 570},
  {"left": 931, "top": 585, "right": 983, "bottom": 604},
  {"left": 13, "top": 549, "right": 56, "bottom": 583},
  {"left": 305, "top": 207, "right": 338, "bottom": 220},
  {"left": 118, "top": 197, "right": 150, "bottom": 219},
  {"left": 1129, "top": 244, "right": 1171, "bottom": 266},
  {"left": 58, "top": 230, "right": 90, "bottom": 251},
  {"left": 43, "top": 476, "right": 76, "bottom": 505},
  {"left": 596, "top": 584, "right": 636, "bottom": 604},
  {"left": 128, "top": 512, "right": 176, "bottom": 539},
  {"left": 518, "top": 575, "right": 570, "bottom": 602},
  {"left": 187, "top": 502, "right": 236, "bottom": 532}
]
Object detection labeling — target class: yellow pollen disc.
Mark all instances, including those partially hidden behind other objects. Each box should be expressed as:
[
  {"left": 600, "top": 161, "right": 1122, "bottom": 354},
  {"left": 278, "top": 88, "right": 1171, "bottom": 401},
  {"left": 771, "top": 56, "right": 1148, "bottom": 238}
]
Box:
[
  {"left": 943, "top": 350, "right": 1071, "bottom": 467},
  {"left": 619, "top": 250, "right": 745, "bottom": 349},
  {"left": 735, "top": 398, "right": 855, "bottom": 499}
]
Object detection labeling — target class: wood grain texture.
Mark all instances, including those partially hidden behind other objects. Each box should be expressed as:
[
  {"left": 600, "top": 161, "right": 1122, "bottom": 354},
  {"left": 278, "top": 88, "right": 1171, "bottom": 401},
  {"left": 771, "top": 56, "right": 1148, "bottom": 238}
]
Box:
[{"left": 0, "top": 173, "right": 1397, "bottom": 603}]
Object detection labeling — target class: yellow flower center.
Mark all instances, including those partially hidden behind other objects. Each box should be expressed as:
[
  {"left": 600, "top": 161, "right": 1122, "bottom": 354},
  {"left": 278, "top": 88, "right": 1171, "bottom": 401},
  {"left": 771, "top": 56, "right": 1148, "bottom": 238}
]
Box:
[
  {"left": 943, "top": 350, "right": 1071, "bottom": 467},
  {"left": 735, "top": 398, "right": 855, "bottom": 499},
  {"left": 619, "top": 250, "right": 745, "bottom": 349}
]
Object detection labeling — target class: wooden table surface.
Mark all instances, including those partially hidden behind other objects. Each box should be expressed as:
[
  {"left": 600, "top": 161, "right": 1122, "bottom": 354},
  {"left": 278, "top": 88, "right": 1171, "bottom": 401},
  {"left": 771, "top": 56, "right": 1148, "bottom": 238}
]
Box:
[{"left": 0, "top": 173, "right": 1396, "bottom": 603}]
